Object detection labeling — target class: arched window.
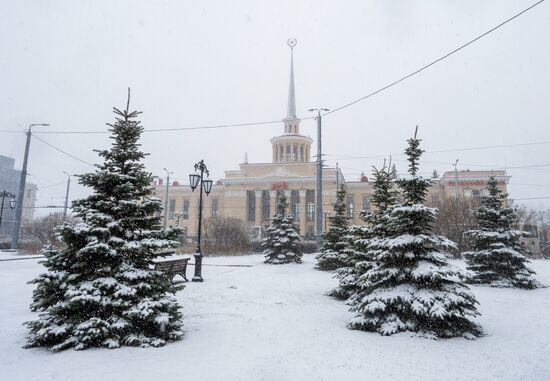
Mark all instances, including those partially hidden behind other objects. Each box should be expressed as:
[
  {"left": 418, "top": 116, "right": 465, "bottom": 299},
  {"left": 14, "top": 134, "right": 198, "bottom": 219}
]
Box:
[
  {"left": 291, "top": 190, "right": 300, "bottom": 220},
  {"left": 306, "top": 190, "right": 315, "bottom": 221},
  {"left": 247, "top": 191, "right": 256, "bottom": 222},
  {"left": 261, "top": 191, "right": 270, "bottom": 221}
]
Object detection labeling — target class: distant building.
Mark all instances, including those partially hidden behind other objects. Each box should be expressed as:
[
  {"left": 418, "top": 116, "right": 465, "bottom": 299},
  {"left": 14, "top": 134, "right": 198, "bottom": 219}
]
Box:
[
  {"left": 0, "top": 154, "right": 37, "bottom": 239},
  {"left": 427, "top": 170, "right": 510, "bottom": 207},
  {"left": 154, "top": 44, "right": 509, "bottom": 241}
]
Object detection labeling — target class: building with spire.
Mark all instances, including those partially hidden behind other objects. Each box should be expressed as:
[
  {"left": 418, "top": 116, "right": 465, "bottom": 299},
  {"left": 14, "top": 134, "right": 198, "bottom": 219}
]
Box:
[{"left": 154, "top": 41, "right": 508, "bottom": 243}]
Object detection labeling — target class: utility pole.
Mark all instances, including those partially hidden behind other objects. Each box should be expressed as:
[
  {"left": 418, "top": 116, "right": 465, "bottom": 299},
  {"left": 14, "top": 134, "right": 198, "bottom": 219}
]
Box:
[
  {"left": 336, "top": 162, "right": 339, "bottom": 190},
  {"left": 163, "top": 168, "right": 173, "bottom": 229},
  {"left": 453, "top": 159, "right": 460, "bottom": 200},
  {"left": 11, "top": 123, "right": 49, "bottom": 250},
  {"left": 62, "top": 171, "right": 71, "bottom": 220},
  {"left": 308, "top": 108, "right": 329, "bottom": 250}
]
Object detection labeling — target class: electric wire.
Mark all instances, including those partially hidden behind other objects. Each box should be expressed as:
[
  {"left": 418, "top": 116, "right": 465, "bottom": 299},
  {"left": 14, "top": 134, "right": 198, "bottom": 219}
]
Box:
[
  {"left": 322, "top": 0, "right": 545, "bottom": 117},
  {"left": 325, "top": 140, "right": 550, "bottom": 161},
  {"left": 0, "top": 2, "right": 542, "bottom": 135},
  {"left": 32, "top": 134, "right": 95, "bottom": 167}
]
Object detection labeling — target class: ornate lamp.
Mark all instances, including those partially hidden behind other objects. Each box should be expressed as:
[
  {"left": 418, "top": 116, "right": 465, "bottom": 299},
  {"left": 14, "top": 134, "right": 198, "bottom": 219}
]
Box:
[
  {"left": 202, "top": 179, "right": 213, "bottom": 195},
  {"left": 9, "top": 198, "right": 16, "bottom": 209},
  {"left": 189, "top": 173, "right": 201, "bottom": 191}
]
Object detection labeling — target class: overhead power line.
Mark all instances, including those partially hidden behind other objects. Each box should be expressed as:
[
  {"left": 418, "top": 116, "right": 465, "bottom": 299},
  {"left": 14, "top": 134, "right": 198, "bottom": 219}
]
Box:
[
  {"left": 322, "top": 0, "right": 545, "bottom": 117},
  {"left": 32, "top": 134, "right": 95, "bottom": 166},
  {"left": 0, "top": 2, "right": 543, "bottom": 137},
  {"left": 0, "top": 119, "right": 312, "bottom": 135},
  {"left": 326, "top": 140, "right": 550, "bottom": 161}
]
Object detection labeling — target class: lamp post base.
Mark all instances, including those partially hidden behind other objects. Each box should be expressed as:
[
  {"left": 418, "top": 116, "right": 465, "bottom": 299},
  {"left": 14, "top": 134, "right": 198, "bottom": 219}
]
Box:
[{"left": 192, "top": 252, "right": 203, "bottom": 282}]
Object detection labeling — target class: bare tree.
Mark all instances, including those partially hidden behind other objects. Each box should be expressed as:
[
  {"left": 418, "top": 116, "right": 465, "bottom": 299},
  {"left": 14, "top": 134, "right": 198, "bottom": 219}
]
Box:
[
  {"left": 514, "top": 203, "right": 539, "bottom": 229},
  {"left": 21, "top": 212, "right": 79, "bottom": 250},
  {"left": 432, "top": 197, "right": 479, "bottom": 257},
  {"left": 202, "top": 216, "right": 251, "bottom": 256}
]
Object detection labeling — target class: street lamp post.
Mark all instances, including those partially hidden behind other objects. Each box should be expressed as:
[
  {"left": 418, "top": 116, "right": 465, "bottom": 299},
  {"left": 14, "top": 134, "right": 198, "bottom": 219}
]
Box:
[
  {"left": 163, "top": 168, "right": 173, "bottom": 230},
  {"left": 308, "top": 108, "right": 329, "bottom": 251},
  {"left": 62, "top": 171, "right": 71, "bottom": 220},
  {"left": 0, "top": 191, "right": 17, "bottom": 229},
  {"left": 189, "top": 160, "right": 213, "bottom": 282},
  {"left": 11, "top": 123, "right": 49, "bottom": 249},
  {"left": 324, "top": 211, "right": 330, "bottom": 231}
]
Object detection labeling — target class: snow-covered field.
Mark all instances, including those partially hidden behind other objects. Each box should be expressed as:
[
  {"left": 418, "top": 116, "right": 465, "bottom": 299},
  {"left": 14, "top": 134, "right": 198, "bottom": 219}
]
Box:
[{"left": 1, "top": 253, "right": 549, "bottom": 381}]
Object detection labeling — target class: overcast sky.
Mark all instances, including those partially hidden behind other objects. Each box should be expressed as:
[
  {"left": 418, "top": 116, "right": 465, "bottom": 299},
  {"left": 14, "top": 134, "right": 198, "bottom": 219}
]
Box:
[{"left": 1, "top": 0, "right": 549, "bottom": 216}]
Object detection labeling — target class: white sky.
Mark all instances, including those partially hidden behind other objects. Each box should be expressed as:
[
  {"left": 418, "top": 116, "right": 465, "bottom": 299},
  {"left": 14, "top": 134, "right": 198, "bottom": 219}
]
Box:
[{"left": 1, "top": 0, "right": 549, "bottom": 216}]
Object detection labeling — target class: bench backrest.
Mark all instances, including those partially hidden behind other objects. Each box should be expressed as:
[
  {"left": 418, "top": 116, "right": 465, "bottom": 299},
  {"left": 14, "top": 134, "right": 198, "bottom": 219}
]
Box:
[{"left": 155, "top": 258, "right": 189, "bottom": 272}]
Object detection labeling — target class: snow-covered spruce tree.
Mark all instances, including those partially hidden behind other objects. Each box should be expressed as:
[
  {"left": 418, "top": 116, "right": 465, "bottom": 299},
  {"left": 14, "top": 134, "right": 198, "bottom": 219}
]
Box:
[
  {"left": 349, "top": 128, "right": 482, "bottom": 338},
  {"left": 330, "top": 163, "right": 399, "bottom": 300},
  {"left": 315, "top": 185, "right": 349, "bottom": 271},
  {"left": 263, "top": 192, "right": 302, "bottom": 264},
  {"left": 464, "top": 177, "right": 544, "bottom": 289},
  {"left": 327, "top": 225, "right": 371, "bottom": 300},
  {"left": 26, "top": 90, "right": 183, "bottom": 351}
]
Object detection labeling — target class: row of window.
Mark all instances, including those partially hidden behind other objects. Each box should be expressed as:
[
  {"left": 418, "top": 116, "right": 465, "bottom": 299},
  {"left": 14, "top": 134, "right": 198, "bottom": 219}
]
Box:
[
  {"left": 167, "top": 193, "right": 371, "bottom": 222},
  {"left": 247, "top": 190, "right": 316, "bottom": 222},
  {"left": 168, "top": 198, "right": 219, "bottom": 220},
  {"left": 275, "top": 144, "right": 309, "bottom": 162},
  {"left": 247, "top": 191, "right": 371, "bottom": 222}
]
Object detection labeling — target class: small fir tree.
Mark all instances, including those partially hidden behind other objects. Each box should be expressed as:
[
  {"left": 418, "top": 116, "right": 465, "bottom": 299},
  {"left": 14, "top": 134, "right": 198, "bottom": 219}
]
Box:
[
  {"left": 25, "top": 90, "right": 183, "bottom": 351},
  {"left": 328, "top": 163, "right": 398, "bottom": 300},
  {"left": 349, "top": 128, "right": 482, "bottom": 338},
  {"left": 263, "top": 192, "right": 302, "bottom": 264},
  {"left": 464, "top": 177, "right": 544, "bottom": 289},
  {"left": 315, "top": 185, "right": 350, "bottom": 271}
]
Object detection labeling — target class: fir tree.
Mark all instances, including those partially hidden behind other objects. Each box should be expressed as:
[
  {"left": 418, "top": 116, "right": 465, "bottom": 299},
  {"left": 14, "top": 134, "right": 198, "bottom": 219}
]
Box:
[
  {"left": 315, "top": 185, "right": 350, "bottom": 271},
  {"left": 464, "top": 177, "right": 544, "bottom": 289},
  {"left": 349, "top": 128, "right": 482, "bottom": 338},
  {"left": 25, "top": 90, "right": 183, "bottom": 351},
  {"left": 263, "top": 192, "right": 302, "bottom": 264},
  {"left": 328, "top": 163, "right": 398, "bottom": 300}
]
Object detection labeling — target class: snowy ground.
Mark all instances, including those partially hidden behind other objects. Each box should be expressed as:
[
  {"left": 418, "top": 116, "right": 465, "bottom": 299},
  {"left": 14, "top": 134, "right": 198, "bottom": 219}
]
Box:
[{"left": 1, "top": 253, "right": 549, "bottom": 381}]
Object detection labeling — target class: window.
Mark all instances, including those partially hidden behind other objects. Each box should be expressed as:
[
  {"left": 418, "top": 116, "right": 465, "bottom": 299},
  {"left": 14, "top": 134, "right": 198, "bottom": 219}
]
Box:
[
  {"left": 279, "top": 146, "right": 283, "bottom": 162},
  {"left": 291, "top": 190, "right": 300, "bottom": 220},
  {"left": 168, "top": 199, "right": 176, "bottom": 219},
  {"left": 286, "top": 145, "right": 291, "bottom": 161},
  {"left": 183, "top": 199, "right": 189, "bottom": 219},
  {"left": 211, "top": 198, "right": 219, "bottom": 217},
  {"left": 300, "top": 146, "right": 304, "bottom": 162},
  {"left": 362, "top": 196, "right": 369, "bottom": 212},
  {"left": 261, "top": 191, "right": 270, "bottom": 221},
  {"left": 431, "top": 195, "right": 440, "bottom": 206},
  {"left": 247, "top": 190, "right": 256, "bottom": 222},
  {"left": 306, "top": 225, "right": 315, "bottom": 240},
  {"left": 292, "top": 144, "right": 297, "bottom": 161},
  {"left": 346, "top": 196, "right": 354, "bottom": 218},
  {"left": 472, "top": 189, "right": 481, "bottom": 197},
  {"left": 306, "top": 190, "right": 315, "bottom": 221}
]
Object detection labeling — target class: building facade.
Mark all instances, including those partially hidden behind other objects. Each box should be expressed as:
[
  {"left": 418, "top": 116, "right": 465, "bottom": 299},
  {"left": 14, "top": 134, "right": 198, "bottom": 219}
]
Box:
[
  {"left": 0, "top": 154, "right": 38, "bottom": 239},
  {"left": 154, "top": 44, "right": 509, "bottom": 241}
]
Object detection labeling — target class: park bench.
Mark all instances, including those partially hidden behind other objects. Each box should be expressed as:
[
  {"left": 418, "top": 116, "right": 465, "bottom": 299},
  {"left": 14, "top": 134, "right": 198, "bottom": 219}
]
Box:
[{"left": 154, "top": 253, "right": 190, "bottom": 282}]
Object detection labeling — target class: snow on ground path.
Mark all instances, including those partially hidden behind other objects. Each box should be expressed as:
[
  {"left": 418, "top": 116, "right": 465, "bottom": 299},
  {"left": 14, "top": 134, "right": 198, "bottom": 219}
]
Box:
[{"left": 1, "top": 254, "right": 550, "bottom": 381}]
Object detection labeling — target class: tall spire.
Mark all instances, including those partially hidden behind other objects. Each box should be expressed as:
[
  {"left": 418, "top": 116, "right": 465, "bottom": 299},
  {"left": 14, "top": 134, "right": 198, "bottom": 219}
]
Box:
[{"left": 286, "top": 38, "right": 297, "bottom": 119}]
